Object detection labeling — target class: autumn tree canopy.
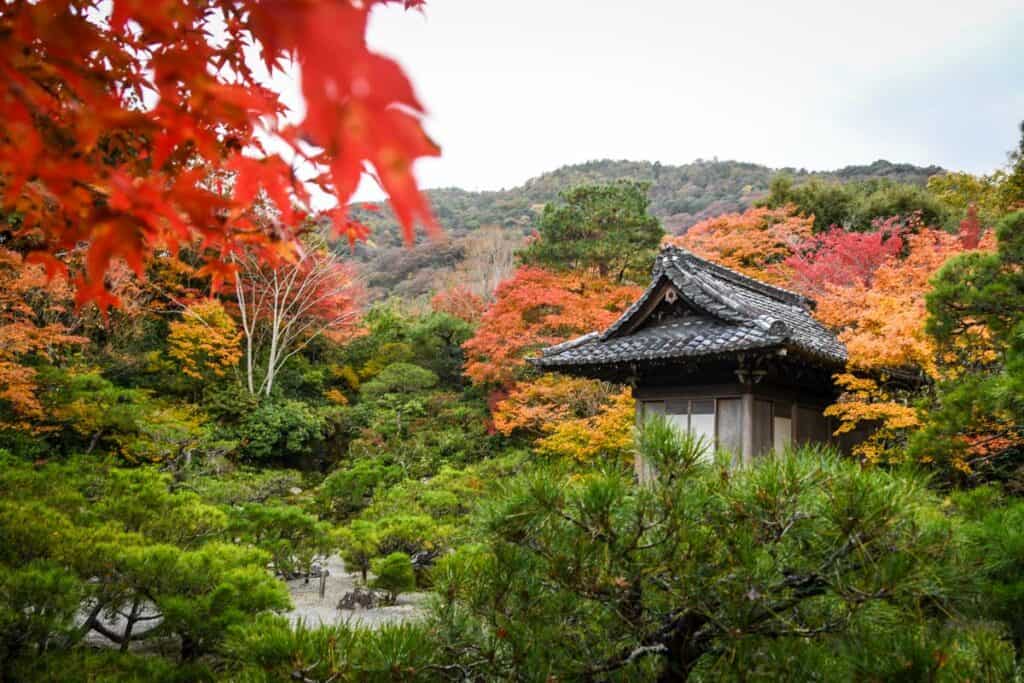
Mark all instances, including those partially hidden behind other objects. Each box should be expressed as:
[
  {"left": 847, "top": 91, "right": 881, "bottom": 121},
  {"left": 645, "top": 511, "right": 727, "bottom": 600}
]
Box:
[
  {"left": 463, "top": 267, "right": 640, "bottom": 387},
  {"left": 0, "top": 248, "right": 85, "bottom": 427},
  {"left": 0, "top": 0, "right": 437, "bottom": 308},
  {"left": 785, "top": 218, "right": 906, "bottom": 295},
  {"left": 665, "top": 205, "right": 813, "bottom": 284}
]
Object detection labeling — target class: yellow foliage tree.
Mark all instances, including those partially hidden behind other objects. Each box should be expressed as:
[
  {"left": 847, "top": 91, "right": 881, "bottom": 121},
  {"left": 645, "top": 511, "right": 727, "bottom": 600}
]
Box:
[
  {"left": 813, "top": 229, "right": 996, "bottom": 462},
  {"left": 536, "top": 389, "right": 636, "bottom": 463},
  {"left": 491, "top": 374, "right": 619, "bottom": 436},
  {"left": 824, "top": 374, "right": 921, "bottom": 464},
  {"left": 168, "top": 300, "right": 242, "bottom": 382}
]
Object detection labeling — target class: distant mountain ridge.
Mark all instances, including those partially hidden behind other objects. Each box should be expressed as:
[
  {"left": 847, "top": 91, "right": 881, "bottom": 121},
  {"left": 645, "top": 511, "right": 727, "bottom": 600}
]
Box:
[{"left": 346, "top": 158, "right": 944, "bottom": 301}]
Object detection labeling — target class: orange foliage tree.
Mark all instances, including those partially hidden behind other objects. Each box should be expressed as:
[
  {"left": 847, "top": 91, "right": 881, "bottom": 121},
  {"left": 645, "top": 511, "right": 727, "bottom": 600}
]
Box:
[
  {"left": 491, "top": 374, "right": 619, "bottom": 436},
  {"left": 486, "top": 348, "right": 636, "bottom": 466},
  {"left": 1, "top": 0, "right": 437, "bottom": 308},
  {"left": 815, "top": 228, "right": 990, "bottom": 378},
  {"left": 463, "top": 267, "right": 640, "bottom": 387},
  {"left": 814, "top": 228, "right": 996, "bottom": 462},
  {"left": 0, "top": 248, "right": 86, "bottom": 427},
  {"left": 431, "top": 285, "right": 486, "bottom": 324},
  {"left": 465, "top": 267, "right": 640, "bottom": 455},
  {"left": 664, "top": 206, "right": 813, "bottom": 284}
]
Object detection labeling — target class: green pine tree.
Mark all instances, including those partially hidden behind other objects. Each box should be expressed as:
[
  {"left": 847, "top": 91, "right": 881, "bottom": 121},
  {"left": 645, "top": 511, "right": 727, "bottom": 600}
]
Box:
[{"left": 519, "top": 181, "right": 663, "bottom": 282}]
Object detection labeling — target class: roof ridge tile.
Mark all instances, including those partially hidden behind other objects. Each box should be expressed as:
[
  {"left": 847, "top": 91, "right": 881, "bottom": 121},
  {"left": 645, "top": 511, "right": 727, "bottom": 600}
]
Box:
[{"left": 659, "top": 244, "right": 814, "bottom": 309}]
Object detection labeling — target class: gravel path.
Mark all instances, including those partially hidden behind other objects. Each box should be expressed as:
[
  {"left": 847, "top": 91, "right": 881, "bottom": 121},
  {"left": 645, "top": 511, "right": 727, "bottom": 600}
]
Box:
[{"left": 285, "top": 554, "right": 428, "bottom": 629}]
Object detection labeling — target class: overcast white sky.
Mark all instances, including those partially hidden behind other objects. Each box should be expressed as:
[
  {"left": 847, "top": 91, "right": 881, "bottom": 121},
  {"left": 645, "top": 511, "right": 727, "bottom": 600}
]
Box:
[{"left": 345, "top": 0, "right": 1023, "bottom": 197}]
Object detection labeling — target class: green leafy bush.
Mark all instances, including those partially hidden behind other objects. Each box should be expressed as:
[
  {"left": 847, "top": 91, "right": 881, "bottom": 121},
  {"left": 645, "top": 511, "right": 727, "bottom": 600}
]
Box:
[
  {"left": 181, "top": 465, "right": 305, "bottom": 506},
  {"left": 0, "top": 560, "right": 85, "bottom": 672},
  {"left": 231, "top": 398, "right": 338, "bottom": 460},
  {"left": 0, "top": 458, "right": 290, "bottom": 667},
  {"left": 317, "top": 459, "right": 404, "bottom": 520},
  {"left": 331, "top": 454, "right": 527, "bottom": 589},
  {"left": 360, "top": 362, "right": 439, "bottom": 399}
]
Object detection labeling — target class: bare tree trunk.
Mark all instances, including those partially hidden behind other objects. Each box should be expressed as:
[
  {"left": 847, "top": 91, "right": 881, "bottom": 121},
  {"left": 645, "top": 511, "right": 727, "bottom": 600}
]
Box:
[
  {"left": 232, "top": 245, "right": 359, "bottom": 398},
  {"left": 262, "top": 270, "right": 281, "bottom": 396},
  {"left": 234, "top": 270, "right": 256, "bottom": 395}
]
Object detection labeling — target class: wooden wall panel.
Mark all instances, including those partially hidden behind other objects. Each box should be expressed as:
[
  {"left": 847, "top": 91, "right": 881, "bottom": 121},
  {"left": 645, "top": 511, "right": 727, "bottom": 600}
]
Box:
[
  {"left": 796, "top": 405, "right": 830, "bottom": 445},
  {"left": 717, "top": 398, "right": 742, "bottom": 463},
  {"left": 753, "top": 399, "right": 773, "bottom": 458}
]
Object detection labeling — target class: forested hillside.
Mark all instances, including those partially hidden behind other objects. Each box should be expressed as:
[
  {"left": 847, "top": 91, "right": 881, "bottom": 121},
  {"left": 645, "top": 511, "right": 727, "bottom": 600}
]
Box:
[{"left": 351, "top": 158, "right": 942, "bottom": 300}]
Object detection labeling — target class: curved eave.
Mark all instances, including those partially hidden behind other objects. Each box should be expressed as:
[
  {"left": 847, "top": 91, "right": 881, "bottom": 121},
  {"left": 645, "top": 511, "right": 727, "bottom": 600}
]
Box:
[{"left": 533, "top": 338, "right": 846, "bottom": 375}]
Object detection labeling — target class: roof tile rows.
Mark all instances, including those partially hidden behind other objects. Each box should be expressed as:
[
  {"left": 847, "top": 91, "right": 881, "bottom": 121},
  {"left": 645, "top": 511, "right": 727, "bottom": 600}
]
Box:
[{"left": 535, "top": 246, "right": 847, "bottom": 370}]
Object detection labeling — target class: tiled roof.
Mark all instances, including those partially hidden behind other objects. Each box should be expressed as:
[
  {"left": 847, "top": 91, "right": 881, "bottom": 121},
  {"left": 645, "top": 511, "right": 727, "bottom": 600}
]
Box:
[{"left": 534, "top": 246, "right": 847, "bottom": 370}]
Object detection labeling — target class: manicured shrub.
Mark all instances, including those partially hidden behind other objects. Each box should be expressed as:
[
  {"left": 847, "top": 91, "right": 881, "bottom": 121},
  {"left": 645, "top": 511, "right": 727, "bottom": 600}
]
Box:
[
  {"left": 317, "top": 459, "right": 404, "bottom": 520},
  {"left": 370, "top": 552, "right": 416, "bottom": 604}
]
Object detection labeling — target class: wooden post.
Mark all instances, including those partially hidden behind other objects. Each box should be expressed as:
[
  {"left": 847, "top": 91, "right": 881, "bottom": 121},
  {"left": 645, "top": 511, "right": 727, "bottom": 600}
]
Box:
[
  {"left": 791, "top": 402, "right": 800, "bottom": 445},
  {"left": 634, "top": 394, "right": 658, "bottom": 485},
  {"left": 634, "top": 398, "right": 646, "bottom": 483},
  {"left": 741, "top": 391, "right": 754, "bottom": 466}
]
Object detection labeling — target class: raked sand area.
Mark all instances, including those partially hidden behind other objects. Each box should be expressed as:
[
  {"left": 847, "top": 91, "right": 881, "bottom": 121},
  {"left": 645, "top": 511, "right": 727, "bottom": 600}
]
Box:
[
  {"left": 284, "top": 554, "right": 429, "bottom": 629},
  {"left": 83, "top": 555, "right": 427, "bottom": 651}
]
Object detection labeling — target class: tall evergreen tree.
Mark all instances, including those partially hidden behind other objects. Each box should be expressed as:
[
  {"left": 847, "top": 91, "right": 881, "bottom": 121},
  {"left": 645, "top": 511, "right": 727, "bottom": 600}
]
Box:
[
  {"left": 519, "top": 181, "right": 663, "bottom": 282},
  {"left": 1000, "top": 121, "right": 1024, "bottom": 211},
  {"left": 913, "top": 210, "right": 1024, "bottom": 473}
]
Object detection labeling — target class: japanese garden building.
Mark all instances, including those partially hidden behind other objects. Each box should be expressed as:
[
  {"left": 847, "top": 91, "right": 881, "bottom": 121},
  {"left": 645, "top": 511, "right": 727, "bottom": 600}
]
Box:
[{"left": 535, "top": 245, "right": 854, "bottom": 473}]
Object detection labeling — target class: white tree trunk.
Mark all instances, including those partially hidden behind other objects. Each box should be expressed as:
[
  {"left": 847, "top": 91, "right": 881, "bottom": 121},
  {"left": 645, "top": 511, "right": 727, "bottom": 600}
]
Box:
[{"left": 232, "top": 247, "right": 359, "bottom": 398}]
